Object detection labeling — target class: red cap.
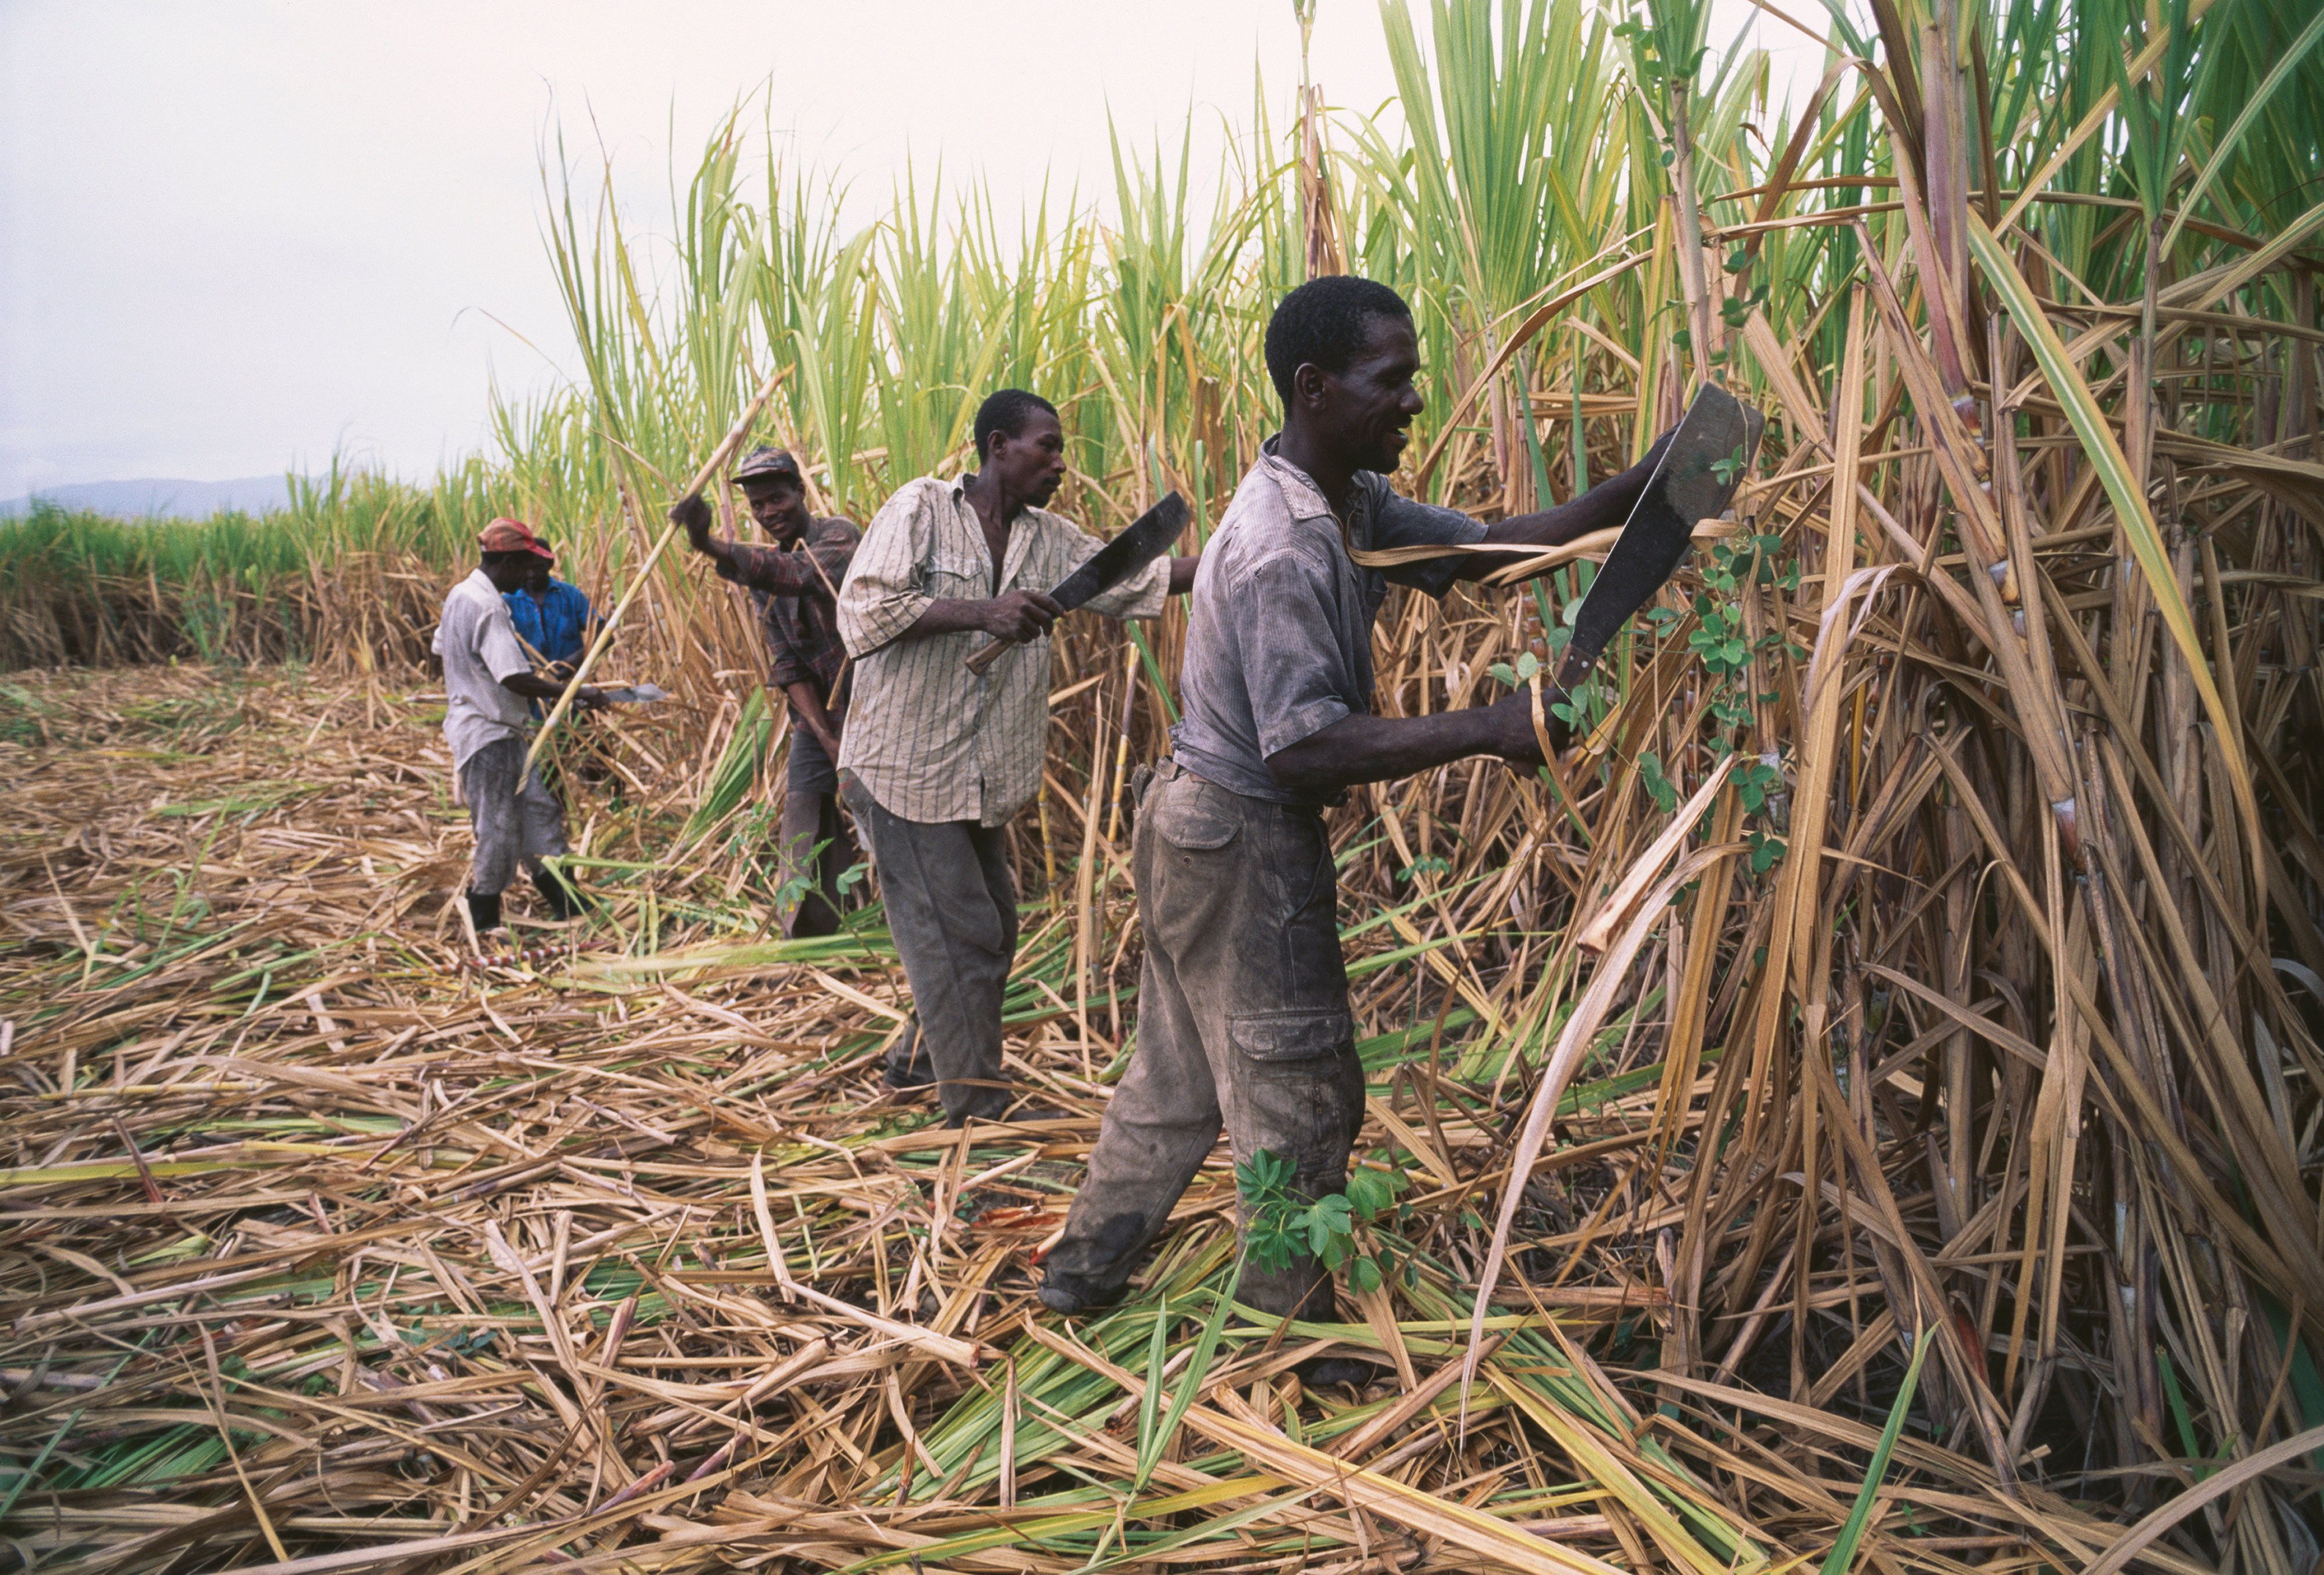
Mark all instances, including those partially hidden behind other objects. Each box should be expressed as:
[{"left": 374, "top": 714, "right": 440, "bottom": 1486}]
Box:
[{"left": 479, "top": 517, "right": 554, "bottom": 562}]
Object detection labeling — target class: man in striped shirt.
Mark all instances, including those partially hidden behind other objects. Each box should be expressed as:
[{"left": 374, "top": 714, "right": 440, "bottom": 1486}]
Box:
[{"left": 835, "top": 390, "right": 1198, "bottom": 1124}]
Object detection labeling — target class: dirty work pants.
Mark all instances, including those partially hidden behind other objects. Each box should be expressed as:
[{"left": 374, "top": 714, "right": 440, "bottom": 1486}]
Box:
[
  {"left": 1047, "top": 760, "right": 1363, "bottom": 1320},
  {"left": 778, "top": 720, "right": 857, "bottom": 939},
  {"left": 841, "top": 778, "right": 1017, "bottom": 1125},
  {"left": 458, "top": 736, "right": 570, "bottom": 898}
]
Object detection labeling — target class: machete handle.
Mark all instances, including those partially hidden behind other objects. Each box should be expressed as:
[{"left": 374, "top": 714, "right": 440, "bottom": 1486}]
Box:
[
  {"left": 964, "top": 636, "right": 1015, "bottom": 677},
  {"left": 1551, "top": 649, "right": 1597, "bottom": 694}
]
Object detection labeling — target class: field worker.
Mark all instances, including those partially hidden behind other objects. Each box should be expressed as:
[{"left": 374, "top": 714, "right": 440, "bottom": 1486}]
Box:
[
  {"left": 504, "top": 549, "right": 599, "bottom": 677},
  {"left": 1041, "top": 276, "right": 1696, "bottom": 1355},
  {"left": 671, "top": 446, "right": 863, "bottom": 938},
  {"left": 835, "top": 389, "right": 1198, "bottom": 1122},
  {"left": 434, "top": 518, "right": 607, "bottom": 934},
  {"left": 503, "top": 546, "right": 602, "bottom": 730}
]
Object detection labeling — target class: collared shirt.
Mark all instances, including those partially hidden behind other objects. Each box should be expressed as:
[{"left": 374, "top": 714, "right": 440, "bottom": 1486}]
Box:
[
  {"left": 503, "top": 578, "right": 597, "bottom": 669},
  {"left": 715, "top": 516, "right": 859, "bottom": 699},
  {"left": 1171, "top": 438, "right": 1485, "bottom": 805},
  {"left": 837, "top": 476, "right": 1173, "bottom": 826},
  {"left": 432, "top": 568, "right": 536, "bottom": 768}
]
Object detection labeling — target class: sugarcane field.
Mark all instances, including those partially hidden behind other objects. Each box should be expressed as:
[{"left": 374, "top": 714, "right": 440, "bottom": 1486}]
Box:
[{"left": 3, "top": 0, "right": 2323, "bottom": 1571}]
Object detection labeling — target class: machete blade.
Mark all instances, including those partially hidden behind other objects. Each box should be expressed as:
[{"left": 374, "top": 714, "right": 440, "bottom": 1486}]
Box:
[
  {"left": 1045, "top": 491, "right": 1190, "bottom": 612},
  {"left": 1553, "top": 383, "right": 1764, "bottom": 695}
]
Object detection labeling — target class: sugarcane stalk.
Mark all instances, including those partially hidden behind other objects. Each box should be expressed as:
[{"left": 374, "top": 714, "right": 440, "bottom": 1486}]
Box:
[{"left": 522, "top": 365, "right": 788, "bottom": 777}]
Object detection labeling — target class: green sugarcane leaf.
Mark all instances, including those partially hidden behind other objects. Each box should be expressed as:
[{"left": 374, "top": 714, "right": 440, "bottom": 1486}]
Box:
[
  {"left": 1133, "top": 1279, "right": 1234, "bottom": 1495},
  {"left": 1819, "top": 1325, "right": 1933, "bottom": 1575},
  {"left": 2159, "top": 4, "right": 2324, "bottom": 257}
]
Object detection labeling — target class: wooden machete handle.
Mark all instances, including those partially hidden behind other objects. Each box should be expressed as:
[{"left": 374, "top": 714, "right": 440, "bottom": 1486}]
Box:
[{"left": 963, "top": 636, "right": 1014, "bottom": 676}]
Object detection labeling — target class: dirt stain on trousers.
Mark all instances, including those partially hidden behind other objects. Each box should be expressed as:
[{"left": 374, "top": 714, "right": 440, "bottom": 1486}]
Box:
[{"left": 1047, "top": 758, "right": 1363, "bottom": 1319}]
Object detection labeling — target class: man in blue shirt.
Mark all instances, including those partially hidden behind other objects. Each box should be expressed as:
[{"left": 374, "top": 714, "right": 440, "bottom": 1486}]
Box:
[{"left": 503, "top": 544, "right": 598, "bottom": 678}]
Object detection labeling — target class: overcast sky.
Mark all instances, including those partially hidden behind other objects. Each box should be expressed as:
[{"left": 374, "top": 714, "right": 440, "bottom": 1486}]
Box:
[{"left": 0, "top": 0, "right": 1826, "bottom": 499}]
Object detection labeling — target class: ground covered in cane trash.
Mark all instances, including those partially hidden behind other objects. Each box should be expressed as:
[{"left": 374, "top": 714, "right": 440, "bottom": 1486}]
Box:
[{"left": 0, "top": 666, "right": 2153, "bottom": 1575}]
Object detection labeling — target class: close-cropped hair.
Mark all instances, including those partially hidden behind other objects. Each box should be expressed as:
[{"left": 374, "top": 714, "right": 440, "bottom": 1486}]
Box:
[
  {"left": 973, "top": 388, "right": 1060, "bottom": 462},
  {"left": 1264, "top": 276, "right": 1413, "bottom": 407}
]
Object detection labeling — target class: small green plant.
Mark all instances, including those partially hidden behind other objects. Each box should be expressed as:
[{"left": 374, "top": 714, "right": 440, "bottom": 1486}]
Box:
[
  {"left": 1728, "top": 755, "right": 1782, "bottom": 813},
  {"left": 1489, "top": 645, "right": 1589, "bottom": 734},
  {"left": 1637, "top": 749, "right": 1680, "bottom": 813},
  {"left": 0, "top": 683, "right": 56, "bottom": 745},
  {"left": 1686, "top": 528, "right": 1805, "bottom": 735},
  {"left": 1487, "top": 649, "right": 1542, "bottom": 689},
  {"left": 1236, "top": 1147, "right": 1408, "bottom": 1294},
  {"left": 772, "top": 836, "right": 834, "bottom": 914}
]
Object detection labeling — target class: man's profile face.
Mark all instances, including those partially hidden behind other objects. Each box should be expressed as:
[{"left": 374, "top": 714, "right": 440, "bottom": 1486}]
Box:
[
  {"left": 1310, "top": 315, "right": 1426, "bottom": 476},
  {"left": 989, "top": 408, "right": 1068, "bottom": 511},
  {"left": 483, "top": 554, "right": 530, "bottom": 594},
  {"left": 742, "top": 477, "right": 810, "bottom": 543}
]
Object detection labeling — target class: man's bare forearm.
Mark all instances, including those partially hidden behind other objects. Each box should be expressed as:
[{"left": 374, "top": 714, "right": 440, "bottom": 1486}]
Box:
[
  {"left": 1266, "top": 695, "right": 1543, "bottom": 798},
  {"left": 784, "top": 680, "right": 840, "bottom": 746},
  {"left": 898, "top": 589, "right": 1062, "bottom": 644},
  {"left": 501, "top": 671, "right": 603, "bottom": 706},
  {"left": 1452, "top": 434, "right": 1671, "bottom": 580},
  {"left": 900, "top": 600, "right": 1000, "bottom": 639}
]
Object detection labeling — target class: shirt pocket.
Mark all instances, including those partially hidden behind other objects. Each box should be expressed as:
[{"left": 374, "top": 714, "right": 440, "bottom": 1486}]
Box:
[{"left": 924, "top": 548, "right": 990, "bottom": 601}]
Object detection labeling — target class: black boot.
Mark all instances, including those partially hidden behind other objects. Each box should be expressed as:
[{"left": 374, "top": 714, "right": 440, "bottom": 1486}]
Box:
[
  {"left": 465, "top": 889, "right": 503, "bottom": 934},
  {"left": 880, "top": 1014, "right": 936, "bottom": 1095},
  {"left": 533, "top": 867, "right": 585, "bottom": 920}
]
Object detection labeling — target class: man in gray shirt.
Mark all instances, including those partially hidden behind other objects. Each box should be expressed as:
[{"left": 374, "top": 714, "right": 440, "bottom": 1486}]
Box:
[{"left": 1041, "top": 277, "right": 1687, "bottom": 1370}]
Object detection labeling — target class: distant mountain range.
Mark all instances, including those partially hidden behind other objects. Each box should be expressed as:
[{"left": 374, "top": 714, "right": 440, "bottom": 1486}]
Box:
[{"left": 1, "top": 475, "right": 297, "bottom": 519}]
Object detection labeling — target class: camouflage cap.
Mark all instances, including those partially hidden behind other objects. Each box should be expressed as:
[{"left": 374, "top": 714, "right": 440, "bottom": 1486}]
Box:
[{"left": 732, "top": 446, "right": 803, "bottom": 485}]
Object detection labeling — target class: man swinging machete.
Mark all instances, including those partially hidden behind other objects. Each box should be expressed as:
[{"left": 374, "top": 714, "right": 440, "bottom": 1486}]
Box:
[
  {"left": 835, "top": 389, "right": 1201, "bottom": 1125},
  {"left": 1040, "top": 277, "right": 1759, "bottom": 1383},
  {"left": 672, "top": 446, "right": 865, "bottom": 939}
]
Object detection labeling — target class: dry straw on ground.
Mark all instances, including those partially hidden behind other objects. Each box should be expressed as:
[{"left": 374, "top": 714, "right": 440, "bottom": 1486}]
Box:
[
  {"left": 5, "top": 0, "right": 2324, "bottom": 1568},
  {"left": 0, "top": 609, "right": 2306, "bottom": 1575}
]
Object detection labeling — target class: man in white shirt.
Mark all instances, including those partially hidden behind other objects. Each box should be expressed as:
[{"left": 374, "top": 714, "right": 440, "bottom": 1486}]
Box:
[{"left": 432, "top": 518, "right": 608, "bottom": 934}]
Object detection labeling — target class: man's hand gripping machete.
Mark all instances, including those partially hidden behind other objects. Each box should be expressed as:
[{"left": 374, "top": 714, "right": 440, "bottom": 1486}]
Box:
[{"left": 963, "top": 493, "right": 1191, "bottom": 676}]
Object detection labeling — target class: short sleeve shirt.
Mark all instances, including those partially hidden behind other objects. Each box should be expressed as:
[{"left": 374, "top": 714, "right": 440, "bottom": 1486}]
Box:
[
  {"left": 433, "top": 568, "right": 537, "bottom": 767},
  {"left": 1170, "top": 440, "right": 1485, "bottom": 805},
  {"left": 835, "top": 475, "right": 1173, "bottom": 826},
  {"left": 503, "top": 579, "right": 596, "bottom": 669}
]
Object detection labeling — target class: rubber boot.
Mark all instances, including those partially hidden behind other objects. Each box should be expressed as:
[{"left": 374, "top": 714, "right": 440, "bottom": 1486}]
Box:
[
  {"left": 880, "top": 1014, "right": 936, "bottom": 1096},
  {"left": 465, "top": 889, "right": 504, "bottom": 934},
  {"left": 534, "top": 867, "right": 584, "bottom": 920}
]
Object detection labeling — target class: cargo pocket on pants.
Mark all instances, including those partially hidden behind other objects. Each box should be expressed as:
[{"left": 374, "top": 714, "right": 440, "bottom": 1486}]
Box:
[
  {"left": 1228, "top": 1009, "right": 1360, "bottom": 1184},
  {"left": 1228, "top": 1009, "right": 1353, "bottom": 1077}
]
